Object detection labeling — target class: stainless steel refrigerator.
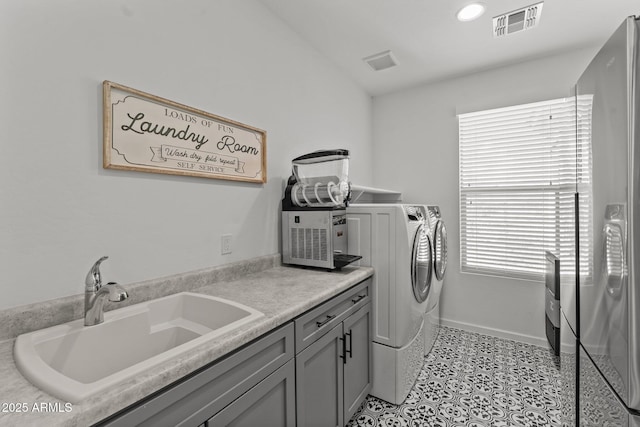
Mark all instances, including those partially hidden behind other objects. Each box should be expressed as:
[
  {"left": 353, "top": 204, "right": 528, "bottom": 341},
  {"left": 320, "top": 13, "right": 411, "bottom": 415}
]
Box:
[{"left": 572, "top": 15, "right": 640, "bottom": 426}]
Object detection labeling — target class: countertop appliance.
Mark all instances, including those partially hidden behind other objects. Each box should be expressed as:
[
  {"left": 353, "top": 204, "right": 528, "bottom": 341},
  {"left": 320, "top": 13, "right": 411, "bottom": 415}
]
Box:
[
  {"left": 281, "top": 149, "right": 361, "bottom": 270},
  {"left": 346, "top": 204, "right": 431, "bottom": 404},
  {"left": 571, "top": 15, "right": 640, "bottom": 426}
]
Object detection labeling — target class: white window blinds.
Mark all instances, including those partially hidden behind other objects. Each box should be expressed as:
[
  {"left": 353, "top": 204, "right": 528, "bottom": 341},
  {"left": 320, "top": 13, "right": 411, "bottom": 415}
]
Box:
[{"left": 458, "top": 97, "right": 593, "bottom": 281}]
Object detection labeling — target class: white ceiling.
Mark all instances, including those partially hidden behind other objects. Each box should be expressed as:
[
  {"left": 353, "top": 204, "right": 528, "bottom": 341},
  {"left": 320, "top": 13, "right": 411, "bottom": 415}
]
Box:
[{"left": 259, "top": 0, "right": 639, "bottom": 96}]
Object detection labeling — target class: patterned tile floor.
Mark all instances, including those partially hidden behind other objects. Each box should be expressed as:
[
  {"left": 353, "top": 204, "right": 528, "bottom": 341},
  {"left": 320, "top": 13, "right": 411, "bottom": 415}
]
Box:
[{"left": 348, "top": 326, "right": 562, "bottom": 427}]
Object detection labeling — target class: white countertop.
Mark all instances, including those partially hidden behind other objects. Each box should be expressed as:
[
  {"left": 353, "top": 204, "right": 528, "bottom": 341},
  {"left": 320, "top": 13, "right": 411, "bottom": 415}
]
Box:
[{"left": 0, "top": 260, "right": 373, "bottom": 427}]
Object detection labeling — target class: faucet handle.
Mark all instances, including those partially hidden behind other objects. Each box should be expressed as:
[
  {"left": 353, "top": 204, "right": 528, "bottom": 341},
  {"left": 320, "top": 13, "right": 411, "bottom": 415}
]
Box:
[{"left": 85, "top": 256, "right": 109, "bottom": 292}]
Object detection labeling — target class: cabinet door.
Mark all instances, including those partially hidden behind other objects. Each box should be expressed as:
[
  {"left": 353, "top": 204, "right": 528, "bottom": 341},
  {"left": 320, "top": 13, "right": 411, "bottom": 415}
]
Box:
[
  {"left": 296, "top": 323, "right": 344, "bottom": 427},
  {"left": 207, "top": 359, "right": 296, "bottom": 427},
  {"left": 343, "top": 303, "right": 372, "bottom": 423}
]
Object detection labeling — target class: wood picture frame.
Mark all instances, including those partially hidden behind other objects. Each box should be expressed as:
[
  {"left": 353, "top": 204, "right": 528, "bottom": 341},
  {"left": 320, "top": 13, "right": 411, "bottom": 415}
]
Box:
[{"left": 103, "top": 81, "right": 267, "bottom": 184}]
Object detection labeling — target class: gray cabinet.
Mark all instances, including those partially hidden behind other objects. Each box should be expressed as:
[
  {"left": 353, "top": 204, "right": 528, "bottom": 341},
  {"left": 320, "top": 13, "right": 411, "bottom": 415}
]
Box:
[
  {"left": 295, "top": 279, "right": 372, "bottom": 427},
  {"left": 296, "top": 322, "right": 345, "bottom": 427},
  {"left": 343, "top": 304, "right": 372, "bottom": 422},
  {"left": 94, "top": 277, "right": 372, "bottom": 427}
]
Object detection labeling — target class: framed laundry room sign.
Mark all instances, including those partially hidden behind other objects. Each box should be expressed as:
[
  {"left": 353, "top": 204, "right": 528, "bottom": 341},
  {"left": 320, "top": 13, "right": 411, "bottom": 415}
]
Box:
[{"left": 103, "top": 81, "right": 267, "bottom": 183}]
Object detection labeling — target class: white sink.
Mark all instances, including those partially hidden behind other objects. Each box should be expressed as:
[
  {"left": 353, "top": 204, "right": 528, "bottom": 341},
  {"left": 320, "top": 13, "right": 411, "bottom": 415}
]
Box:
[{"left": 14, "top": 292, "right": 263, "bottom": 403}]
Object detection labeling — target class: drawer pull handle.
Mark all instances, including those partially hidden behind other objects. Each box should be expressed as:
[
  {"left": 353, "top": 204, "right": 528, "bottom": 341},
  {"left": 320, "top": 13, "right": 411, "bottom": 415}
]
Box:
[
  {"left": 351, "top": 295, "right": 366, "bottom": 304},
  {"left": 316, "top": 315, "right": 336, "bottom": 328}
]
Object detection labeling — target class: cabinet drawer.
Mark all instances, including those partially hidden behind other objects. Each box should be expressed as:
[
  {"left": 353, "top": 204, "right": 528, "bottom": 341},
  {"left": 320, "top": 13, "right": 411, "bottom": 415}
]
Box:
[
  {"left": 295, "top": 278, "right": 370, "bottom": 353},
  {"left": 97, "top": 323, "right": 294, "bottom": 427}
]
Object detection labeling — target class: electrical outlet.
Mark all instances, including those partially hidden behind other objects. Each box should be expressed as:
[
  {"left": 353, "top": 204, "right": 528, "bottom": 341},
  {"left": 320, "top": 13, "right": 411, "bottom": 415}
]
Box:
[{"left": 221, "top": 234, "right": 232, "bottom": 255}]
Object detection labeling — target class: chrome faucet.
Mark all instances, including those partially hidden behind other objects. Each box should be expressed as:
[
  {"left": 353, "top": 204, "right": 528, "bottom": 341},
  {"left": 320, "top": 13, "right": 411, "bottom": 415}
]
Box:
[{"left": 84, "top": 256, "right": 128, "bottom": 326}]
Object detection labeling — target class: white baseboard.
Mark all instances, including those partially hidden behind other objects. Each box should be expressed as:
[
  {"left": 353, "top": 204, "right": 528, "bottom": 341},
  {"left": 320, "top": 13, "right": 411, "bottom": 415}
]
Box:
[{"left": 440, "top": 318, "right": 550, "bottom": 348}]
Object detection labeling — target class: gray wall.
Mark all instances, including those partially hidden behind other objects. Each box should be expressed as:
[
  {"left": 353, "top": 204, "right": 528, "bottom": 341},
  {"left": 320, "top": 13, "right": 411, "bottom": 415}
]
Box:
[
  {"left": 371, "top": 48, "right": 598, "bottom": 344},
  {"left": 0, "top": 0, "right": 373, "bottom": 310}
]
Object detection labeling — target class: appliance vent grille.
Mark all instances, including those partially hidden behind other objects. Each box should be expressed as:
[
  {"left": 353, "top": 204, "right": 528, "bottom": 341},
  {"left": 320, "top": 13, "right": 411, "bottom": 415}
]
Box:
[
  {"left": 363, "top": 50, "right": 398, "bottom": 71},
  {"left": 312, "top": 229, "right": 320, "bottom": 260},
  {"left": 305, "top": 228, "right": 313, "bottom": 259},
  {"left": 319, "top": 229, "right": 328, "bottom": 261},
  {"left": 290, "top": 227, "right": 328, "bottom": 261},
  {"left": 493, "top": 2, "right": 543, "bottom": 37}
]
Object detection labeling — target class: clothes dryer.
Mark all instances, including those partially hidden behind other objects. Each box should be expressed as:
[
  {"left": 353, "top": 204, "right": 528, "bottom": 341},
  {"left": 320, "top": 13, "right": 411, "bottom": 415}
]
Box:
[
  {"left": 423, "top": 205, "right": 448, "bottom": 355},
  {"left": 346, "top": 204, "right": 432, "bottom": 404}
]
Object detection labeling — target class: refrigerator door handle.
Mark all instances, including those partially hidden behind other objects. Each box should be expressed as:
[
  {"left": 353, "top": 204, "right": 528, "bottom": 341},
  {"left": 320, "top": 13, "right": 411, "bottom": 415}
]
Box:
[{"left": 603, "top": 221, "right": 626, "bottom": 298}]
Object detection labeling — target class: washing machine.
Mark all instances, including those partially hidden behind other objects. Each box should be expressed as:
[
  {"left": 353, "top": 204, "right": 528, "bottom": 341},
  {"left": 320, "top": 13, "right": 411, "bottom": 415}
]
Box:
[
  {"left": 423, "top": 205, "right": 448, "bottom": 356},
  {"left": 346, "top": 204, "right": 432, "bottom": 404}
]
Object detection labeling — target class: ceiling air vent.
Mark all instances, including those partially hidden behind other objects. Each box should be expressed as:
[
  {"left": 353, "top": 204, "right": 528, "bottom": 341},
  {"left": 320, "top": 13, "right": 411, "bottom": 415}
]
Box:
[
  {"left": 493, "top": 2, "right": 543, "bottom": 37},
  {"left": 363, "top": 50, "right": 398, "bottom": 71}
]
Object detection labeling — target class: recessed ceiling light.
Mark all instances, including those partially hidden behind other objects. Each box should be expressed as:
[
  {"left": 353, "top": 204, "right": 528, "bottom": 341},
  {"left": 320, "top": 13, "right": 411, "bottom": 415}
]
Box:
[{"left": 457, "top": 3, "right": 485, "bottom": 22}]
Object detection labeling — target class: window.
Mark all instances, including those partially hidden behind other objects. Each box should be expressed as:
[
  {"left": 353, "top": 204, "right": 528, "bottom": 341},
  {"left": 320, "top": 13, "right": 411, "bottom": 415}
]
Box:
[{"left": 458, "top": 97, "right": 593, "bottom": 281}]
